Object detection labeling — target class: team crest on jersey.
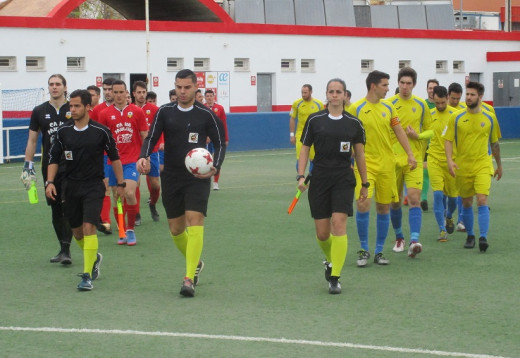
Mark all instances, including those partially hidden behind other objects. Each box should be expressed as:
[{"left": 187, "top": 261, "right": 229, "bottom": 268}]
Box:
[
  {"left": 146, "top": 110, "right": 151, "bottom": 115},
  {"left": 382, "top": 112, "right": 386, "bottom": 117},
  {"left": 127, "top": 112, "right": 133, "bottom": 118},
  {"left": 189, "top": 132, "right": 199, "bottom": 143},
  {"left": 340, "top": 142, "right": 351, "bottom": 152},
  {"left": 481, "top": 122, "right": 485, "bottom": 127},
  {"left": 64, "top": 151, "right": 73, "bottom": 160},
  {"left": 45, "top": 114, "right": 51, "bottom": 119},
  {"left": 213, "top": 108, "right": 219, "bottom": 113},
  {"left": 412, "top": 107, "right": 416, "bottom": 112},
  {"left": 66, "top": 111, "right": 71, "bottom": 119},
  {"left": 111, "top": 115, "right": 116, "bottom": 120}
]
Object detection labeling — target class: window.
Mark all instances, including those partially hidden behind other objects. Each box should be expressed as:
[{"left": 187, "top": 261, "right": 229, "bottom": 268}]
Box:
[
  {"left": 361, "top": 59, "right": 374, "bottom": 73},
  {"left": 67, "top": 57, "right": 85, "bottom": 71},
  {"left": 167, "top": 57, "right": 183, "bottom": 71},
  {"left": 436, "top": 60, "right": 448, "bottom": 73},
  {"left": 0, "top": 56, "right": 16, "bottom": 71},
  {"left": 281, "top": 59, "right": 296, "bottom": 72},
  {"left": 234, "top": 58, "right": 250, "bottom": 71},
  {"left": 399, "top": 60, "right": 411, "bottom": 69},
  {"left": 301, "top": 59, "right": 315, "bottom": 73},
  {"left": 26, "top": 56, "right": 45, "bottom": 71},
  {"left": 453, "top": 60, "right": 465, "bottom": 73},
  {"left": 194, "top": 58, "right": 210, "bottom": 71}
]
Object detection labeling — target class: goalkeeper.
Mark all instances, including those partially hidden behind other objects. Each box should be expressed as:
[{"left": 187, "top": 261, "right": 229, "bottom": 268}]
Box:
[{"left": 21, "top": 74, "right": 73, "bottom": 265}]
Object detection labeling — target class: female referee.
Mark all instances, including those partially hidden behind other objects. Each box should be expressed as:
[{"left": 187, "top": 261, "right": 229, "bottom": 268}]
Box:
[{"left": 297, "top": 78, "right": 368, "bottom": 294}]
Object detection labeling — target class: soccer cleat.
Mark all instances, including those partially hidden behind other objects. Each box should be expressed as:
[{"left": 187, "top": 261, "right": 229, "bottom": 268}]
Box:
[
  {"left": 213, "top": 182, "right": 219, "bottom": 191},
  {"left": 50, "top": 251, "right": 72, "bottom": 265},
  {"left": 374, "top": 252, "right": 390, "bottom": 265},
  {"left": 356, "top": 250, "right": 370, "bottom": 267},
  {"left": 77, "top": 273, "right": 93, "bottom": 291},
  {"left": 420, "top": 200, "right": 428, "bottom": 212},
  {"left": 393, "top": 238, "right": 405, "bottom": 253},
  {"left": 135, "top": 213, "right": 142, "bottom": 226},
  {"left": 403, "top": 196, "right": 408, "bottom": 206},
  {"left": 445, "top": 218, "right": 455, "bottom": 234},
  {"left": 456, "top": 221, "right": 466, "bottom": 232},
  {"left": 328, "top": 276, "right": 341, "bottom": 294},
  {"left": 438, "top": 230, "right": 448, "bottom": 242},
  {"left": 464, "top": 235, "right": 475, "bottom": 249},
  {"left": 323, "top": 260, "right": 332, "bottom": 282},
  {"left": 408, "top": 242, "right": 423, "bottom": 258},
  {"left": 91, "top": 253, "right": 103, "bottom": 281},
  {"left": 126, "top": 230, "right": 137, "bottom": 246},
  {"left": 194, "top": 260, "right": 205, "bottom": 286},
  {"left": 478, "top": 237, "right": 489, "bottom": 252},
  {"left": 98, "top": 222, "right": 112, "bottom": 235},
  {"left": 117, "top": 236, "right": 127, "bottom": 245},
  {"left": 180, "top": 277, "right": 195, "bottom": 297},
  {"left": 149, "top": 204, "right": 160, "bottom": 222}
]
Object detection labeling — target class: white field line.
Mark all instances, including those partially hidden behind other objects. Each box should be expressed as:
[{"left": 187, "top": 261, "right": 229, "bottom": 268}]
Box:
[{"left": 0, "top": 326, "right": 512, "bottom": 358}]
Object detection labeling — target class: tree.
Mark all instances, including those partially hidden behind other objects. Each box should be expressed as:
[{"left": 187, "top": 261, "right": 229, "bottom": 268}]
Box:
[{"left": 68, "top": 0, "right": 125, "bottom": 20}]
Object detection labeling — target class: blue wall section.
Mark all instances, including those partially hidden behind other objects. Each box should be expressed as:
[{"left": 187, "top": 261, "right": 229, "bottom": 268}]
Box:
[{"left": 3, "top": 108, "right": 519, "bottom": 159}]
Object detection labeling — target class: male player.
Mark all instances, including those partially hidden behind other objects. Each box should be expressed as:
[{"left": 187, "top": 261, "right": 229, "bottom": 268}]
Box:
[
  {"left": 98, "top": 80, "right": 148, "bottom": 246},
  {"left": 46, "top": 89, "right": 125, "bottom": 291},
  {"left": 289, "top": 84, "right": 324, "bottom": 173},
  {"left": 427, "top": 86, "right": 458, "bottom": 241},
  {"left": 444, "top": 82, "right": 502, "bottom": 252},
  {"left": 146, "top": 91, "right": 157, "bottom": 105},
  {"left": 169, "top": 89, "right": 177, "bottom": 102},
  {"left": 425, "top": 79, "right": 439, "bottom": 109},
  {"left": 348, "top": 70, "right": 416, "bottom": 267},
  {"left": 21, "top": 74, "right": 73, "bottom": 265},
  {"left": 388, "top": 67, "right": 432, "bottom": 257},
  {"left": 87, "top": 85, "right": 100, "bottom": 108},
  {"left": 205, "top": 89, "right": 229, "bottom": 190},
  {"left": 137, "top": 69, "right": 226, "bottom": 297}
]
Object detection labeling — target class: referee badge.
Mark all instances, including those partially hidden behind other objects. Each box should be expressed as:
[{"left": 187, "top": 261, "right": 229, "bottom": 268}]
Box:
[
  {"left": 189, "top": 132, "right": 199, "bottom": 143},
  {"left": 64, "top": 151, "right": 73, "bottom": 160},
  {"left": 340, "top": 142, "right": 351, "bottom": 152}
]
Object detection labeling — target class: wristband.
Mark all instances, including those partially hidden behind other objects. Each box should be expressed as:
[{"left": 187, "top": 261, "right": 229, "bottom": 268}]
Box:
[{"left": 290, "top": 132, "right": 295, "bottom": 137}]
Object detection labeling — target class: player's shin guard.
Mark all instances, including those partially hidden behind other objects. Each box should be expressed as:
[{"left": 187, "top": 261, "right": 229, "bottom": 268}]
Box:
[
  {"left": 316, "top": 235, "right": 332, "bottom": 263},
  {"left": 433, "top": 191, "right": 446, "bottom": 231},
  {"left": 447, "top": 196, "right": 457, "bottom": 219},
  {"left": 390, "top": 207, "right": 403, "bottom": 238},
  {"left": 172, "top": 230, "right": 188, "bottom": 257},
  {"left": 375, "top": 213, "right": 390, "bottom": 254},
  {"left": 185, "top": 226, "right": 203, "bottom": 280},
  {"left": 462, "top": 206, "right": 474, "bottom": 236},
  {"left": 409, "top": 207, "right": 422, "bottom": 242},
  {"left": 83, "top": 234, "right": 98, "bottom": 276},
  {"left": 356, "top": 211, "right": 370, "bottom": 251},
  {"left": 125, "top": 204, "right": 138, "bottom": 230},
  {"left": 477, "top": 205, "right": 490, "bottom": 239},
  {"left": 330, "top": 234, "right": 347, "bottom": 277}
]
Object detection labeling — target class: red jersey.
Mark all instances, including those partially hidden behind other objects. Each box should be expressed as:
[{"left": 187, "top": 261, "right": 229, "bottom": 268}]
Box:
[
  {"left": 98, "top": 104, "right": 148, "bottom": 164},
  {"left": 89, "top": 102, "right": 111, "bottom": 122},
  {"left": 140, "top": 103, "right": 162, "bottom": 152},
  {"left": 206, "top": 103, "right": 229, "bottom": 142}
]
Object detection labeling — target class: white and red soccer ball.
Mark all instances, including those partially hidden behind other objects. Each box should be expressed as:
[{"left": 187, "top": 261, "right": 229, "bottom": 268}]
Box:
[{"left": 185, "top": 148, "right": 213, "bottom": 175}]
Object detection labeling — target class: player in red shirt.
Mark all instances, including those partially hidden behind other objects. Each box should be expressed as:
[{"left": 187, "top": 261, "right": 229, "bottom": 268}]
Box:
[
  {"left": 98, "top": 80, "right": 148, "bottom": 246},
  {"left": 204, "top": 89, "right": 229, "bottom": 190}
]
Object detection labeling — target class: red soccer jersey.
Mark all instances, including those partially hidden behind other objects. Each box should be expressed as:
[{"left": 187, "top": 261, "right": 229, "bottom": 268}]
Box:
[
  {"left": 207, "top": 103, "right": 229, "bottom": 142},
  {"left": 89, "top": 102, "right": 110, "bottom": 121},
  {"left": 140, "top": 103, "right": 162, "bottom": 152},
  {"left": 98, "top": 104, "right": 148, "bottom": 164}
]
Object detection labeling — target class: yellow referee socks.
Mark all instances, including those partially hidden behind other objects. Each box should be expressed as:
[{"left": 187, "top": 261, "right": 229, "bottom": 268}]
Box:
[
  {"left": 330, "top": 234, "right": 347, "bottom": 277},
  {"left": 316, "top": 235, "right": 332, "bottom": 263},
  {"left": 83, "top": 234, "right": 98, "bottom": 276},
  {"left": 172, "top": 230, "right": 188, "bottom": 257},
  {"left": 74, "top": 237, "right": 84, "bottom": 250},
  {"left": 185, "top": 226, "right": 204, "bottom": 280}
]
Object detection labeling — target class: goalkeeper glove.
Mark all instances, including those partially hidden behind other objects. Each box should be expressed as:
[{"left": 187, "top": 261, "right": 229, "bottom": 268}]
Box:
[{"left": 21, "top": 161, "right": 37, "bottom": 190}]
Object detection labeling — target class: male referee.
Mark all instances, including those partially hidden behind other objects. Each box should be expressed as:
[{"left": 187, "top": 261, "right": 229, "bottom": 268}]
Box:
[
  {"left": 46, "top": 89, "right": 125, "bottom": 290},
  {"left": 137, "top": 69, "right": 226, "bottom": 297}
]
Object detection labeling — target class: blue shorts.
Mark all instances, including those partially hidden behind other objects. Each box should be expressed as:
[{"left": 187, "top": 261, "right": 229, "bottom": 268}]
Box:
[
  {"left": 159, "top": 150, "right": 164, "bottom": 166},
  {"left": 104, "top": 155, "right": 110, "bottom": 178},
  {"left": 107, "top": 162, "right": 138, "bottom": 186},
  {"left": 148, "top": 151, "right": 160, "bottom": 177},
  {"left": 207, "top": 142, "right": 215, "bottom": 154}
]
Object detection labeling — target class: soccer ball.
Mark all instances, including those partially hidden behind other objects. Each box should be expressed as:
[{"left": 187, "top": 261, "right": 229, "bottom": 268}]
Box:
[{"left": 185, "top": 148, "right": 213, "bottom": 175}]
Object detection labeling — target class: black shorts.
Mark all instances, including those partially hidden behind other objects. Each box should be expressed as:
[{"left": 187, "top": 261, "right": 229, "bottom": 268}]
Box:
[
  {"left": 308, "top": 168, "right": 356, "bottom": 219},
  {"left": 63, "top": 179, "right": 105, "bottom": 228},
  {"left": 161, "top": 170, "right": 211, "bottom": 219},
  {"left": 42, "top": 170, "right": 66, "bottom": 207}
]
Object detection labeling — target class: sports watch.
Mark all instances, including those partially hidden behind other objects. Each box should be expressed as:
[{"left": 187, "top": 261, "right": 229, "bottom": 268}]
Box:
[
  {"left": 361, "top": 182, "right": 370, "bottom": 188},
  {"left": 296, "top": 175, "right": 305, "bottom": 181},
  {"left": 117, "top": 182, "right": 127, "bottom": 188}
]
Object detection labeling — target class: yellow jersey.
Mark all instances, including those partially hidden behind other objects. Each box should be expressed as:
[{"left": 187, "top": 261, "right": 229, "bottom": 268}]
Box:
[
  {"left": 290, "top": 98, "right": 324, "bottom": 136},
  {"left": 427, "top": 105, "right": 457, "bottom": 163}
]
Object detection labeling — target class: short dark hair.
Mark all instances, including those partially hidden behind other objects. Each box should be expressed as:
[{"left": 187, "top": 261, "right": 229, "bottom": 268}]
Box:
[
  {"left": 146, "top": 91, "right": 157, "bottom": 100},
  {"left": 69, "top": 89, "right": 92, "bottom": 106},
  {"left": 195, "top": 89, "right": 202, "bottom": 94},
  {"left": 466, "top": 81, "right": 484, "bottom": 96},
  {"left": 102, "top": 77, "right": 116, "bottom": 86},
  {"left": 169, "top": 89, "right": 176, "bottom": 97},
  {"left": 427, "top": 79, "right": 439, "bottom": 87},
  {"left": 112, "top": 79, "right": 127, "bottom": 89},
  {"left": 366, "top": 70, "right": 390, "bottom": 91},
  {"left": 176, "top": 69, "right": 197, "bottom": 84},
  {"left": 302, "top": 84, "right": 312, "bottom": 92},
  {"left": 448, "top": 82, "right": 463, "bottom": 95},
  {"left": 205, "top": 89, "right": 214, "bottom": 95},
  {"left": 133, "top": 81, "right": 147, "bottom": 92},
  {"left": 432, "top": 85, "right": 448, "bottom": 98},
  {"left": 346, "top": 89, "right": 352, "bottom": 99},
  {"left": 398, "top": 67, "right": 417, "bottom": 85},
  {"left": 86, "top": 85, "right": 100, "bottom": 95}
]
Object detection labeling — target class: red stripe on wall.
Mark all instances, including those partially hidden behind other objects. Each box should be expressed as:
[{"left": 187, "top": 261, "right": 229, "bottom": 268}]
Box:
[
  {"left": 230, "top": 106, "right": 257, "bottom": 113},
  {"left": 3, "top": 111, "right": 33, "bottom": 118},
  {"left": 487, "top": 51, "right": 520, "bottom": 62}
]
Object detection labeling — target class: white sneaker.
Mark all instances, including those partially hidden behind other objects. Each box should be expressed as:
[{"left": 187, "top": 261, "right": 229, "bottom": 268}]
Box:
[
  {"left": 456, "top": 222, "right": 466, "bottom": 232},
  {"left": 392, "top": 238, "right": 405, "bottom": 253},
  {"left": 408, "top": 242, "right": 423, "bottom": 258},
  {"left": 213, "top": 182, "right": 219, "bottom": 190}
]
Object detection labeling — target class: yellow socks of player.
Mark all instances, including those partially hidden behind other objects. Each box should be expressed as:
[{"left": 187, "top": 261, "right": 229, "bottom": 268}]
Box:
[
  {"left": 83, "top": 234, "right": 98, "bottom": 276},
  {"left": 75, "top": 237, "right": 85, "bottom": 250},
  {"left": 185, "top": 226, "right": 203, "bottom": 280},
  {"left": 316, "top": 235, "right": 332, "bottom": 263},
  {"left": 172, "top": 230, "right": 188, "bottom": 257},
  {"left": 330, "top": 234, "right": 347, "bottom": 277}
]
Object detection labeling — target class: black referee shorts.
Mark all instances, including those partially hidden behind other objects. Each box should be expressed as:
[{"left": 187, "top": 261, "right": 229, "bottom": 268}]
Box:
[
  {"left": 63, "top": 179, "right": 105, "bottom": 228},
  {"left": 308, "top": 168, "right": 356, "bottom": 219},
  {"left": 161, "top": 170, "right": 211, "bottom": 219}
]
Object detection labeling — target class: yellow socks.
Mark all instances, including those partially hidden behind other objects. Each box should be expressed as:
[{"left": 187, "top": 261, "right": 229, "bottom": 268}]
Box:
[
  {"left": 172, "top": 230, "right": 188, "bottom": 257},
  {"left": 83, "top": 234, "right": 98, "bottom": 276},
  {"left": 185, "top": 226, "right": 203, "bottom": 280},
  {"left": 316, "top": 235, "right": 332, "bottom": 263},
  {"left": 330, "top": 234, "right": 347, "bottom": 277}
]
